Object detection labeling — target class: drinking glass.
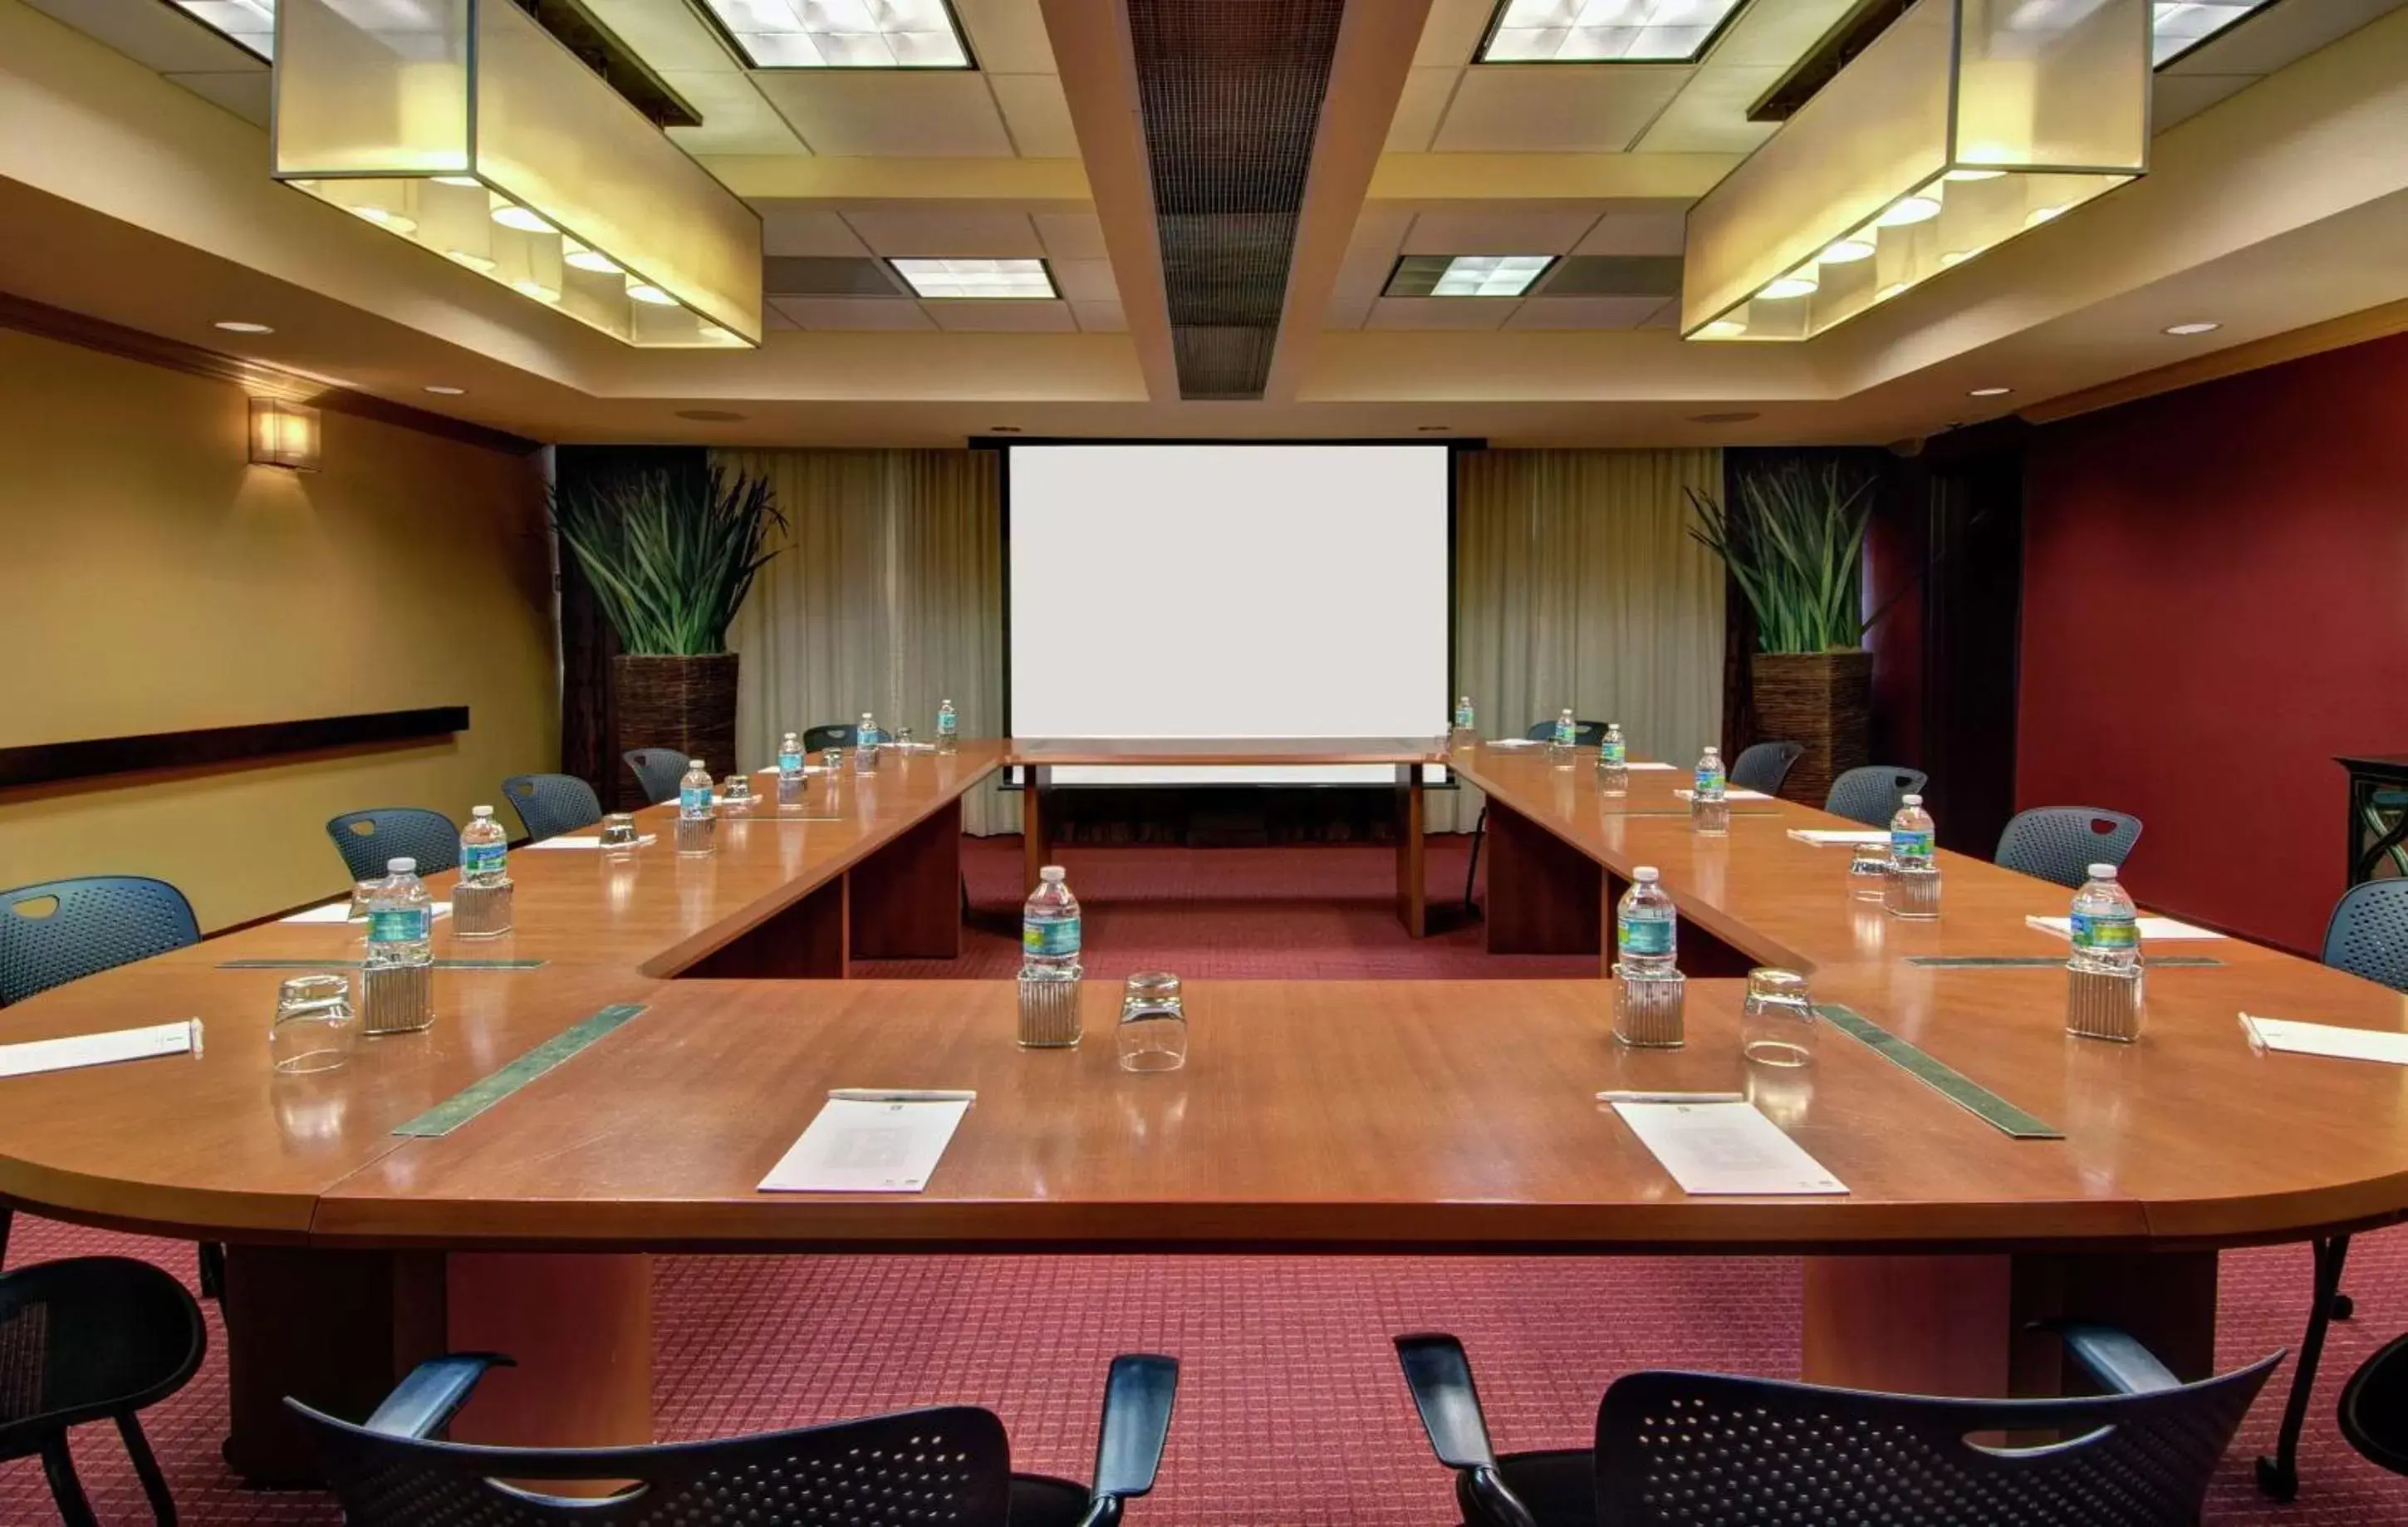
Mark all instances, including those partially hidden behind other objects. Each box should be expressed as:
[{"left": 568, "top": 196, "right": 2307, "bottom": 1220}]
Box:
[
  {"left": 600, "top": 813, "right": 640, "bottom": 852},
  {"left": 1847, "top": 842, "right": 1891, "bottom": 901},
  {"left": 272, "top": 973, "right": 358, "bottom": 1074},
  {"left": 897, "top": 727, "right": 916, "bottom": 748},
  {"left": 720, "top": 773, "right": 753, "bottom": 809},
  {"left": 821, "top": 747, "right": 842, "bottom": 773},
  {"left": 1741, "top": 968, "right": 1817, "bottom": 1068},
  {"left": 1117, "top": 972, "right": 1189, "bottom": 1073}
]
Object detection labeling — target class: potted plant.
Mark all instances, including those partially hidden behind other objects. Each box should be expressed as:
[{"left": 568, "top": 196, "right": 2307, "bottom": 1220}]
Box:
[
  {"left": 1687, "top": 459, "right": 1883, "bottom": 803},
  {"left": 552, "top": 460, "right": 786, "bottom": 807}
]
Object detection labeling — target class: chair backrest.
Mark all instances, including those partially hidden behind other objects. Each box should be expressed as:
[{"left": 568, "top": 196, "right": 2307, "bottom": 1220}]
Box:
[
  {"left": 294, "top": 1400, "right": 1017, "bottom": 1526},
  {"left": 1823, "top": 766, "right": 1929, "bottom": 827},
  {"left": 622, "top": 748, "right": 692, "bottom": 805},
  {"left": 0, "top": 877, "right": 201, "bottom": 1006},
  {"left": 1995, "top": 807, "right": 2143, "bottom": 889},
  {"left": 1523, "top": 719, "right": 1611, "bottom": 746},
  {"left": 802, "top": 723, "right": 859, "bottom": 754},
  {"left": 0, "top": 1256, "right": 208, "bottom": 1433},
  {"left": 500, "top": 774, "right": 603, "bottom": 842},
  {"left": 2323, "top": 880, "right": 2408, "bottom": 992},
  {"left": 1596, "top": 1357, "right": 2279, "bottom": 1527},
  {"left": 325, "top": 809, "right": 459, "bottom": 884},
  {"left": 1730, "top": 740, "right": 1805, "bottom": 797}
]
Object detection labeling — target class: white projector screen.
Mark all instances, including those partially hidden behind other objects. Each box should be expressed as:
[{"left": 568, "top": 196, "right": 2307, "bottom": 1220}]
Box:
[{"left": 1007, "top": 443, "right": 1452, "bottom": 785}]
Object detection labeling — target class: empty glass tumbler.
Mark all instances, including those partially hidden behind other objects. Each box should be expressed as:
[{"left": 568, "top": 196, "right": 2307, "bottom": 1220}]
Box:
[
  {"left": 1117, "top": 972, "right": 1189, "bottom": 1072},
  {"left": 1740, "top": 968, "right": 1817, "bottom": 1068},
  {"left": 600, "top": 813, "right": 640, "bottom": 852},
  {"left": 271, "top": 973, "right": 358, "bottom": 1074}
]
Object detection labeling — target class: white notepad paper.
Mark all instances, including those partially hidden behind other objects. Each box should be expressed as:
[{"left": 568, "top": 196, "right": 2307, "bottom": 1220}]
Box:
[
  {"left": 0, "top": 1019, "right": 202, "bottom": 1080},
  {"left": 1673, "top": 787, "right": 1771, "bottom": 801},
  {"left": 1625, "top": 761, "right": 1677, "bottom": 771},
  {"left": 1787, "top": 829, "right": 1891, "bottom": 847},
  {"left": 2026, "top": 915, "right": 2223, "bottom": 941},
  {"left": 758, "top": 1097, "right": 971, "bottom": 1193},
  {"left": 1611, "top": 1101, "right": 1846, "bottom": 1196},
  {"left": 283, "top": 901, "right": 451, "bottom": 923},
  {"left": 524, "top": 835, "right": 656, "bottom": 851},
  {"left": 2240, "top": 1014, "right": 2408, "bottom": 1066}
]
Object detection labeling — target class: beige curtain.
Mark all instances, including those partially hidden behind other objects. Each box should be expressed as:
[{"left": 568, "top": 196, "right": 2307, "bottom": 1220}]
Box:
[
  {"left": 1441, "top": 449, "right": 1724, "bottom": 832},
  {"left": 718, "top": 448, "right": 1020, "bottom": 834}
]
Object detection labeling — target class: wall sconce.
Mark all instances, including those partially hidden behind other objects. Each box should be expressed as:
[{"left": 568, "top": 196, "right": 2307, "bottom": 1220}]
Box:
[{"left": 249, "top": 397, "right": 321, "bottom": 471}]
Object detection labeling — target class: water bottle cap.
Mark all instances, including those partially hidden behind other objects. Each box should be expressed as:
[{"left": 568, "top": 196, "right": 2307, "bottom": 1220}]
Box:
[
  {"left": 689, "top": 759, "right": 705, "bottom": 768},
  {"left": 1039, "top": 865, "right": 1067, "bottom": 882},
  {"left": 1633, "top": 866, "right": 1659, "bottom": 882},
  {"left": 2089, "top": 862, "right": 2118, "bottom": 880},
  {"left": 472, "top": 805, "right": 492, "bottom": 818},
  {"left": 387, "top": 857, "right": 416, "bottom": 874},
  {"left": 1702, "top": 745, "right": 1719, "bottom": 755},
  {"left": 1901, "top": 793, "right": 1923, "bottom": 806}
]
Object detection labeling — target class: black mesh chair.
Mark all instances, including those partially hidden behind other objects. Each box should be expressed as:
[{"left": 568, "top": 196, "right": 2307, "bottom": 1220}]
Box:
[
  {"left": 1464, "top": 719, "right": 1611, "bottom": 914},
  {"left": 326, "top": 808, "right": 459, "bottom": 883},
  {"left": 0, "top": 1255, "right": 208, "bottom": 1527},
  {"left": 1729, "top": 740, "right": 1804, "bottom": 798},
  {"left": 1823, "top": 765, "right": 1928, "bottom": 827},
  {"left": 500, "top": 773, "right": 603, "bottom": 842},
  {"left": 802, "top": 722, "right": 859, "bottom": 753},
  {"left": 1398, "top": 1328, "right": 2278, "bottom": 1527},
  {"left": 1, "top": 875, "right": 199, "bottom": 1007},
  {"left": 2254, "top": 876, "right": 2408, "bottom": 1500},
  {"left": 1995, "top": 806, "right": 2144, "bottom": 889},
  {"left": 2338, "top": 1328, "right": 2408, "bottom": 1480},
  {"left": 622, "top": 748, "right": 692, "bottom": 806},
  {"left": 292, "top": 1351, "right": 1176, "bottom": 1527}
]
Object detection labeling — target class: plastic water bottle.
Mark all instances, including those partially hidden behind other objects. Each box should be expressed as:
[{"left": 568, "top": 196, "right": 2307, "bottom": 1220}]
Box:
[
  {"left": 1886, "top": 793, "right": 1940, "bottom": 920},
  {"left": 1616, "top": 866, "right": 1678, "bottom": 977},
  {"left": 777, "top": 730, "right": 803, "bottom": 781},
  {"left": 1693, "top": 745, "right": 1727, "bottom": 798},
  {"left": 1018, "top": 866, "right": 1083, "bottom": 1047},
  {"left": 1547, "top": 708, "right": 1577, "bottom": 765},
  {"left": 459, "top": 805, "right": 507, "bottom": 887},
  {"left": 2069, "top": 863, "right": 2140, "bottom": 974},
  {"left": 1690, "top": 744, "right": 1729, "bottom": 836},
  {"left": 855, "top": 711, "right": 880, "bottom": 773},
  {"left": 1596, "top": 722, "right": 1627, "bottom": 795},
  {"left": 677, "top": 758, "right": 715, "bottom": 857},
  {"left": 1453, "top": 695, "right": 1474, "bottom": 736},
  {"left": 936, "top": 699, "right": 959, "bottom": 754},
  {"left": 365, "top": 857, "right": 434, "bottom": 969}
]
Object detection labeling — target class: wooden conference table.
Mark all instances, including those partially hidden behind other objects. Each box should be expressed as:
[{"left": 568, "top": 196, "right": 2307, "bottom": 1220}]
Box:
[{"left": 2, "top": 735, "right": 2406, "bottom": 1480}]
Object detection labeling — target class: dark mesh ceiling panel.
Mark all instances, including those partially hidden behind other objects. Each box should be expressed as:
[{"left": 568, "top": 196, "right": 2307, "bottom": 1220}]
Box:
[{"left": 1127, "top": 0, "right": 1346, "bottom": 400}]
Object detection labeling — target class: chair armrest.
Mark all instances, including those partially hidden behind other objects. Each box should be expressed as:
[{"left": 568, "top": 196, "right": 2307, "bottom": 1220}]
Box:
[
  {"left": 1076, "top": 1355, "right": 1178, "bottom": 1527},
  {"left": 1395, "top": 1334, "right": 1499, "bottom": 1469},
  {"left": 2040, "top": 1323, "right": 2182, "bottom": 1396},
  {"left": 363, "top": 1353, "right": 516, "bottom": 1439}
]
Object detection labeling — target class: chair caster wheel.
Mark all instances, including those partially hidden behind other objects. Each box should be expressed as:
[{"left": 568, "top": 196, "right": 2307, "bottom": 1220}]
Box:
[
  {"left": 2335, "top": 1292, "right": 2356, "bottom": 1321},
  {"left": 2255, "top": 1455, "right": 2298, "bottom": 1502}
]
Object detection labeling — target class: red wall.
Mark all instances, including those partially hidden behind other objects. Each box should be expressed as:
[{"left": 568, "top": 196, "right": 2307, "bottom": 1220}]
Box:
[{"left": 2019, "top": 330, "right": 2408, "bottom": 953}]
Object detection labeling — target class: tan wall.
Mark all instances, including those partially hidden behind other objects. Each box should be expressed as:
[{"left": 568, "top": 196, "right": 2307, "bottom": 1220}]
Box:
[{"left": 0, "top": 324, "right": 558, "bottom": 933}]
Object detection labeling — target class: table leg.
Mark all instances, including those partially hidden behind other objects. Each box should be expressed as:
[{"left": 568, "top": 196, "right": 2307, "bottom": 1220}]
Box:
[
  {"left": 1023, "top": 764, "right": 1052, "bottom": 893},
  {"left": 1483, "top": 797, "right": 1601, "bottom": 956},
  {"left": 1395, "top": 764, "right": 1427, "bottom": 937},
  {"left": 447, "top": 1253, "right": 653, "bottom": 1451},
  {"left": 851, "top": 798, "right": 964, "bottom": 960}
]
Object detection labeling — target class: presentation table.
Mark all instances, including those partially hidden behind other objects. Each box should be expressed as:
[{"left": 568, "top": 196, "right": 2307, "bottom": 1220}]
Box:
[{"left": 2, "top": 735, "right": 2405, "bottom": 1481}]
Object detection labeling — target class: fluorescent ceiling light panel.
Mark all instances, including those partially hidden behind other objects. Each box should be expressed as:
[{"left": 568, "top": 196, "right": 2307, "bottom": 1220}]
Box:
[
  {"left": 1385, "top": 255, "right": 1557, "bottom": 298},
  {"left": 890, "top": 258, "right": 1056, "bottom": 298},
  {"left": 697, "top": 0, "right": 972, "bottom": 68},
  {"left": 170, "top": 0, "right": 277, "bottom": 57},
  {"left": 1683, "top": 0, "right": 2149, "bottom": 343},
  {"left": 1478, "top": 0, "right": 1746, "bottom": 63},
  {"left": 2151, "top": 0, "right": 2275, "bottom": 66}
]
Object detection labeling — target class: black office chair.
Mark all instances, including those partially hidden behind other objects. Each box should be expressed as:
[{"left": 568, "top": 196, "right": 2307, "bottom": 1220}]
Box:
[
  {"left": 1729, "top": 739, "right": 1804, "bottom": 798},
  {"left": 1464, "top": 719, "right": 1611, "bottom": 915},
  {"left": 622, "top": 748, "right": 692, "bottom": 806},
  {"left": 2256, "top": 876, "right": 2408, "bottom": 1500},
  {"left": 1822, "top": 765, "right": 1928, "bottom": 827},
  {"left": 1995, "top": 806, "right": 2144, "bottom": 889},
  {"left": 292, "top": 1351, "right": 1179, "bottom": 1527},
  {"left": 802, "top": 722, "right": 859, "bottom": 753},
  {"left": 1398, "top": 1328, "right": 2278, "bottom": 1527},
  {"left": 0, "top": 1255, "right": 208, "bottom": 1527},
  {"left": 500, "top": 773, "right": 603, "bottom": 842},
  {"left": 326, "top": 808, "right": 459, "bottom": 882},
  {"left": 2339, "top": 1328, "right": 2408, "bottom": 1480}
]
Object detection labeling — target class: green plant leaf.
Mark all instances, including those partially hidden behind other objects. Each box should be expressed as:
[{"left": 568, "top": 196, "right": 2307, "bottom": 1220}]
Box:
[{"left": 550, "top": 462, "right": 788, "bottom": 655}]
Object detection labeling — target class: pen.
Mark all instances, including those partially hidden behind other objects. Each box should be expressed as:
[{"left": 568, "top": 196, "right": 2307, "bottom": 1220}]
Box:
[
  {"left": 827, "top": 1088, "right": 978, "bottom": 1102},
  {"left": 1596, "top": 1090, "right": 1747, "bottom": 1105}
]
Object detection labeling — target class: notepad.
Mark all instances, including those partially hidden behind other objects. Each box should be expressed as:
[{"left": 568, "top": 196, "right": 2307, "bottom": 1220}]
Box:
[
  {"left": 1483, "top": 738, "right": 1541, "bottom": 749},
  {"left": 283, "top": 901, "right": 452, "bottom": 923},
  {"left": 2240, "top": 1014, "right": 2408, "bottom": 1066},
  {"left": 0, "top": 1019, "right": 202, "bottom": 1081},
  {"left": 524, "top": 835, "right": 656, "bottom": 851},
  {"left": 1610, "top": 1101, "right": 1846, "bottom": 1196},
  {"left": 751, "top": 766, "right": 830, "bottom": 776},
  {"left": 1788, "top": 829, "right": 1891, "bottom": 846},
  {"left": 2026, "top": 915, "right": 2223, "bottom": 941},
  {"left": 758, "top": 1097, "right": 971, "bottom": 1193},
  {"left": 1674, "top": 787, "right": 1771, "bottom": 801},
  {"left": 1625, "top": 760, "right": 1677, "bottom": 771}
]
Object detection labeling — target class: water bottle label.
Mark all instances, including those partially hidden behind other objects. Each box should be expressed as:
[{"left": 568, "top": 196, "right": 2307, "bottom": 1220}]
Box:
[
  {"left": 1600, "top": 740, "right": 1626, "bottom": 765},
  {"left": 778, "top": 750, "right": 802, "bottom": 772},
  {"left": 679, "top": 784, "right": 711, "bottom": 813},
  {"left": 461, "top": 843, "right": 505, "bottom": 877},
  {"left": 1023, "top": 916, "right": 1081, "bottom": 959},
  {"left": 1616, "top": 915, "right": 1673, "bottom": 959},
  {"left": 1694, "top": 768, "right": 1724, "bottom": 793},
  {"left": 1891, "top": 828, "right": 1935, "bottom": 864},
  {"left": 1553, "top": 719, "right": 1575, "bottom": 746},
  {"left": 1454, "top": 705, "right": 1473, "bottom": 729},
  {"left": 367, "top": 908, "right": 429, "bottom": 943},
  {"left": 2071, "top": 911, "right": 2138, "bottom": 950}
]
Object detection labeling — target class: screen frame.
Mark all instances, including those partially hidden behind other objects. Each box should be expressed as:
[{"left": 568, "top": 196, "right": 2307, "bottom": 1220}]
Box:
[{"left": 978, "top": 436, "right": 1479, "bottom": 791}]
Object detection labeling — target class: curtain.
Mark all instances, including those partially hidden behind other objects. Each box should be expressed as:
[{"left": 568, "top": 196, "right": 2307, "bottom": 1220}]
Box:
[
  {"left": 717, "top": 448, "right": 1019, "bottom": 834},
  {"left": 1443, "top": 449, "right": 1725, "bottom": 832}
]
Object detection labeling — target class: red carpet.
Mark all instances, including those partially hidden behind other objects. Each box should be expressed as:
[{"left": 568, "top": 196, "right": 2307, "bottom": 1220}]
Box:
[{"left": 4, "top": 842, "right": 2403, "bottom": 1524}]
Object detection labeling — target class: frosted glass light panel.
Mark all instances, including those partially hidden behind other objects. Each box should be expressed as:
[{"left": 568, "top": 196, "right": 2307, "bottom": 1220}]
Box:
[
  {"left": 1479, "top": 0, "right": 1746, "bottom": 62},
  {"left": 2154, "top": 1, "right": 2275, "bottom": 66},
  {"left": 1683, "top": 0, "right": 2147, "bottom": 342},
  {"left": 172, "top": 0, "right": 277, "bottom": 58},
  {"left": 698, "top": 0, "right": 971, "bottom": 67},
  {"left": 890, "top": 259, "right": 1056, "bottom": 298},
  {"left": 1385, "top": 256, "right": 1557, "bottom": 297},
  {"left": 273, "top": 0, "right": 763, "bottom": 346}
]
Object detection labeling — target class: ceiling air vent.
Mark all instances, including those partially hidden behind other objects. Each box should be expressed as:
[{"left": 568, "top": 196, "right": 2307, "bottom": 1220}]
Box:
[
  {"left": 1536, "top": 256, "right": 1685, "bottom": 298},
  {"left": 763, "top": 258, "right": 910, "bottom": 298}
]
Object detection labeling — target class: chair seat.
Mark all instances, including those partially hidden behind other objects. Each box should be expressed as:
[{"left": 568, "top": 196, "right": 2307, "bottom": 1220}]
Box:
[
  {"left": 1008, "top": 1472, "right": 1095, "bottom": 1525},
  {"left": 1459, "top": 1450, "right": 1594, "bottom": 1527}
]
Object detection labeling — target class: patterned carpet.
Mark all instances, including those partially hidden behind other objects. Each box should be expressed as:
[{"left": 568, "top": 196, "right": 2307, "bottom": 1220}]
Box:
[{"left": 4, "top": 842, "right": 2403, "bottom": 1523}]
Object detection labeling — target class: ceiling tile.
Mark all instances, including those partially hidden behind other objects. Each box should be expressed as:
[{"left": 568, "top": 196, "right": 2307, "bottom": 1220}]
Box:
[
  {"left": 1327, "top": 207, "right": 1414, "bottom": 331},
  {"left": 1366, "top": 297, "right": 1517, "bottom": 331},
  {"left": 1434, "top": 66, "right": 1694, "bottom": 152},
  {"left": 167, "top": 70, "right": 272, "bottom": 125},
  {"left": 2151, "top": 72, "right": 2259, "bottom": 132},
  {"left": 17, "top": 0, "right": 260, "bottom": 72},
  {"left": 989, "top": 73, "right": 1080, "bottom": 157},
  {"left": 924, "top": 300, "right": 1078, "bottom": 331},
  {"left": 1072, "top": 300, "right": 1127, "bottom": 332},
  {"left": 1387, "top": 67, "right": 1459, "bottom": 153},
  {"left": 1633, "top": 63, "right": 1783, "bottom": 154},
  {"left": 950, "top": 0, "right": 1058, "bottom": 73},
  {"left": 1416, "top": 0, "right": 1498, "bottom": 66},
  {"left": 1049, "top": 258, "right": 1118, "bottom": 302},
  {"left": 764, "top": 303, "right": 802, "bottom": 331},
  {"left": 664, "top": 72, "right": 809, "bottom": 156},
  {"left": 771, "top": 297, "right": 937, "bottom": 330},
  {"left": 1574, "top": 212, "right": 1687, "bottom": 256},
  {"left": 752, "top": 71, "right": 1016, "bottom": 157},
  {"left": 1504, "top": 295, "right": 1671, "bottom": 330},
  {"left": 1401, "top": 208, "right": 1601, "bottom": 256},
  {"left": 1032, "top": 211, "right": 1107, "bottom": 261},
  {"left": 585, "top": 0, "right": 743, "bottom": 72},
  {"left": 760, "top": 210, "right": 873, "bottom": 256},
  {"left": 841, "top": 209, "right": 1043, "bottom": 256}
]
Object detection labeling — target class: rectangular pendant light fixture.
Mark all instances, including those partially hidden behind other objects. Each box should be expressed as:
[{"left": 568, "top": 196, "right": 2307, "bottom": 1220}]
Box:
[
  {"left": 1682, "top": 0, "right": 2149, "bottom": 343},
  {"left": 271, "top": 0, "right": 763, "bottom": 347}
]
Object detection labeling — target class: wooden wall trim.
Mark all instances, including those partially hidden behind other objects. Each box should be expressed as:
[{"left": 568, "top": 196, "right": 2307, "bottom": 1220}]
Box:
[
  {"left": 0, "top": 707, "right": 472, "bottom": 791},
  {"left": 0, "top": 290, "right": 541, "bottom": 456},
  {"left": 2023, "top": 297, "right": 2408, "bottom": 425}
]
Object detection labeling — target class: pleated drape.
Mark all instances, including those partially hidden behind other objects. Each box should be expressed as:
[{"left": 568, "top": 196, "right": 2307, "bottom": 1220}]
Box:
[{"left": 1441, "top": 449, "right": 1724, "bottom": 831}]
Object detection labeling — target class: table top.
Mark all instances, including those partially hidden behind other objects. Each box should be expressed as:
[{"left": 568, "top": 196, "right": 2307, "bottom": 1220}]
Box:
[{"left": 3, "top": 738, "right": 2405, "bottom": 1255}]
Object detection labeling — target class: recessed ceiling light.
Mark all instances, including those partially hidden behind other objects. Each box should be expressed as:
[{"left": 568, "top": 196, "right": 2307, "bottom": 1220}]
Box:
[
  {"left": 1385, "top": 254, "right": 1556, "bottom": 298},
  {"left": 213, "top": 320, "right": 273, "bottom": 334},
  {"left": 491, "top": 204, "right": 555, "bottom": 234},
  {"left": 1969, "top": 386, "right": 2013, "bottom": 398},
  {"left": 563, "top": 243, "right": 620, "bottom": 274},
  {"left": 625, "top": 282, "right": 678, "bottom": 307},
  {"left": 424, "top": 385, "right": 467, "bottom": 396},
  {"left": 1478, "top": 0, "right": 1745, "bottom": 63},
  {"left": 2165, "top": 321, "right": 2221, "bottom": 336},
  {"left": 890, "top": 258, "right": 1057, "bottom": 299},
  {"left": 1758, "top": 273, "right": 1820, "bottom": 301},
  {"left": 675, "top": 408, "right": 746, "bottom": 422},
  {"left": 696, "top": 0, "right": 972, "bottom": 68},
  {"left": 1819, "top": 238, "right": 1876, "bottom": 265}
]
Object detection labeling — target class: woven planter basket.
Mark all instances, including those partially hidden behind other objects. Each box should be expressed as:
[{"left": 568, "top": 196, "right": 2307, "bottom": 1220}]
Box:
[
  {"left": 1748, "top": 651, "right": 1871, "bottom": 805},
  {"left": 611, "top": 653, "right": 738, "bottom": 809}
]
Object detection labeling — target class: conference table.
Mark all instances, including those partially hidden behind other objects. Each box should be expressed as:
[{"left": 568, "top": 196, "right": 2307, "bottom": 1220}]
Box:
[{"left": 2, "top": 735, "right": 2406, "bottom": 1484}]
